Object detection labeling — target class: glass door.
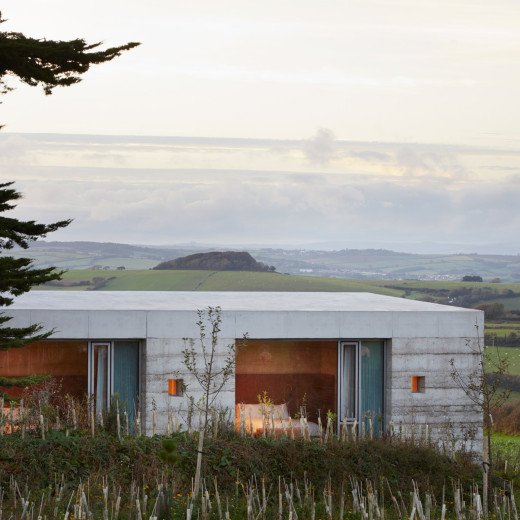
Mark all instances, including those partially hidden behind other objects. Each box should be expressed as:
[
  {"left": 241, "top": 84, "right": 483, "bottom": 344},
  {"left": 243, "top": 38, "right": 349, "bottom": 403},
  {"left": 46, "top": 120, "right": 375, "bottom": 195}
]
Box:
[
  {"left": 89, "top": 342, "right": 111, "bottom": 415},
  {"left": 338, "top": 340, "right": 385, "bottom": 434},
  {"left": 112, "top": 341, "right": 140, "bottom": 425},
  {"left": 339, "top": 342, "right": 358, "bottom": 423},
  {"left": 360, "top": 340, "right": 384, "bottom": 434},
  {"left": 88, "top": 341, "right": 140, "bottom": 420}
]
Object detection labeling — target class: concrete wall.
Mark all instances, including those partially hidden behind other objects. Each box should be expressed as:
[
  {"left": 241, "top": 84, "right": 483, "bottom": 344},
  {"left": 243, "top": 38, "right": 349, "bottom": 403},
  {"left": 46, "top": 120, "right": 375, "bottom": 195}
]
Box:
[
  {"left": 6, "top": 305, "right": 484, "bottom": 448},
  {"left": 144, "top": 336, "right": 236, "bottom": 434},
  {"left": 140, "top": 309, "right": 483, "bottom": 450},
  {"left": 388, "top": 336, "right": 483, "bottom": 451}
]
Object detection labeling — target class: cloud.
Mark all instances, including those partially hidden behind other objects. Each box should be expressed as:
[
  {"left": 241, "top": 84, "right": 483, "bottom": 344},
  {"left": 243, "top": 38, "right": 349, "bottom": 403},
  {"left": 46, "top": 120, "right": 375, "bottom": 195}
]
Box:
[
  {"left": 7, "top": 165, "right": 517, "bottom": 248},
  {"left": 3, "top": 133, "right": 520, "bottom": 248},
  {"left": 303, "top": 128, "right": 337, "bottom": 165},
  {"left": 395, "top": 146, "right": 468, "bottom": 179},
  {"left": 0, "top": 134, "right": 38, "bottom": 167}
]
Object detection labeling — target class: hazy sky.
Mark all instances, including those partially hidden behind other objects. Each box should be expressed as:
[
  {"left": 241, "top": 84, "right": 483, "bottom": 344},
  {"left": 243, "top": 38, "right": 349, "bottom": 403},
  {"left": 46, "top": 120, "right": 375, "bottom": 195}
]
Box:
[{"left": 1, "top": 2, "right": 520, "bottom": 250}]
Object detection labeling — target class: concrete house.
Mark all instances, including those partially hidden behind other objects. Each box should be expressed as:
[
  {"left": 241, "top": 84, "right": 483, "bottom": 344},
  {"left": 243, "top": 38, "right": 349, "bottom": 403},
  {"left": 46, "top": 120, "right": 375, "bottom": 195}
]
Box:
[{"left": 2, "top": 291, "right": 483, "bottom": 444}]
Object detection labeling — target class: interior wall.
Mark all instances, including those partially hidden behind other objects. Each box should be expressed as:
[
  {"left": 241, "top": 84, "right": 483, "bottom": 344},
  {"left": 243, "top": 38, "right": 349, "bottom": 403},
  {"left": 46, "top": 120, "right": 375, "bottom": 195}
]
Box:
[
  {"left": 0, "top": 340, "right": 88, "bottom": 398},
  {"left": 235, "top": 339, "right": 337, "bottom": 422}
]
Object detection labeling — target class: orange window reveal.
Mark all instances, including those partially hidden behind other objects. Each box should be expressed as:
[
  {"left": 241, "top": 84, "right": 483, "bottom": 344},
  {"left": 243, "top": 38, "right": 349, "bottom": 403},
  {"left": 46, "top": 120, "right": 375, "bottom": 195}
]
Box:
[
  {"left": 168, "top": 379, "right": 183, "bottom": 396},
  {"left": 411, "top": 375, "right": 425, "bottom": 393}
]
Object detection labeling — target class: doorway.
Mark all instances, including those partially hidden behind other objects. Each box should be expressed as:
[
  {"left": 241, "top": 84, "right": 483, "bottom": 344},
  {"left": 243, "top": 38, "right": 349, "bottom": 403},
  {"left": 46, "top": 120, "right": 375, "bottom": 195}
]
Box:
[
  {"left": 88, "top": 341, "right": 140, "bottom": 422},
  {"left": 338, "top": 340, "right": 385, "bottom": 432}
]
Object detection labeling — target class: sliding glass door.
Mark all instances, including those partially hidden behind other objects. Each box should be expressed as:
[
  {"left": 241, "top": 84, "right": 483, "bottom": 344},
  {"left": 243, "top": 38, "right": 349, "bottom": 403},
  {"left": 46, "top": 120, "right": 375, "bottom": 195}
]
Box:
[
  {"left": 339, "top": 342, "right": 357, "bottom": 422},
  {"left": 339, "top": 340, "right": 385, "bottom": 433},
  {"left": 90, "top": 342, "right": 111, "bottom": 414},
  {"left": 88, "top": 341, "right": 140, "bottom": 420},
  {"left": 113, "top": 341, "right": 140, "bottom": 424},
  {"left": 360, "top": 341, "right": 384, "bottom": 434}
]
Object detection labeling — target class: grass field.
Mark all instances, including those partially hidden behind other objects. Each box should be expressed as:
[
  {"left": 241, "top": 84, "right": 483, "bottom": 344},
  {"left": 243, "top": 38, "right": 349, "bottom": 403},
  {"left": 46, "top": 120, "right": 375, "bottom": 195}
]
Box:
[
  {"left": 42, "top": 269, "right": 405, "bottom": 295},
  {"left": 377, "top": 279, "right": 520, "bottom": 292},
  {"left": 47, "top": 269, "right": 520, "bottom": 295},
  {"left": 486, "top": 322, "right": 520, "bottom": 338},
  {"left": 486, "top": 346, "right": 520, "bottom": 375}
]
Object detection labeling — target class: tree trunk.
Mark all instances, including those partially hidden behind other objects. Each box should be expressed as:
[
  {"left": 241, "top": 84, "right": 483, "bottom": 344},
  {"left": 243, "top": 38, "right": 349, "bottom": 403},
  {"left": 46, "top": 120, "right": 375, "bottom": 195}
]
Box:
[
  {"left": 193, "top": 427, "right": 205, "bottom": 498},
  {"left": 483, "top": 432, "right": 490, "bottom": 519}
]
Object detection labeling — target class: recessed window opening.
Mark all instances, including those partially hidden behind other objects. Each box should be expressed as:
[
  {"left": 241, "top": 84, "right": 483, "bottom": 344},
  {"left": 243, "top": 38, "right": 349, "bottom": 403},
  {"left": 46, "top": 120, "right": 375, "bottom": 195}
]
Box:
[
  {"left": 411, "top": 375, "right": 425, "bottom": 393},
  {"left": 168, "top": 378, "right": 183, "bottom": 396}
]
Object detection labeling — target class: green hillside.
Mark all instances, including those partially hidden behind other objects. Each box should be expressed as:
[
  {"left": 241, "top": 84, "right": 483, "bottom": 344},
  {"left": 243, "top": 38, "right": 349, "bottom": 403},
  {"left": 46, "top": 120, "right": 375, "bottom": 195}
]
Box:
[
  {"left": 40, "top": 269, "right": 520, "bottom": 304},
  {"left": 487, "top": 347, "right": 520, "bottom": 376},
  {"left": 40, "top": 269, "right": 403, "bottom": 295},
  {"left": 13, "top": 241, "right": 520, "bottom": 280}
]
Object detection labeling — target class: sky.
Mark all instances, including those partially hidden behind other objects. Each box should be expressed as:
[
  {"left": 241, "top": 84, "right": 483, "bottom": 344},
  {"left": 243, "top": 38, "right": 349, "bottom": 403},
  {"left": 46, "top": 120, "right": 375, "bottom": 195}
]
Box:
[{"left": 1, "top": 1, "right": 520, "bottom": 251}]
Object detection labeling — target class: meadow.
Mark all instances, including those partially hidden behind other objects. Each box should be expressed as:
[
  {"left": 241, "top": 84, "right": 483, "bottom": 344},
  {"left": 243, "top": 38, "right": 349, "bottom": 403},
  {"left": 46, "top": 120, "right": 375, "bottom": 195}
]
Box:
[
  {"left": 40, "top": 269, "right": 520, "bottom": 299},
  {"left": 41, "top": 269, "right": 404, "bottom": 295},
  {"left": 486, "top": 346, "right": 520, "bottom": 375}
]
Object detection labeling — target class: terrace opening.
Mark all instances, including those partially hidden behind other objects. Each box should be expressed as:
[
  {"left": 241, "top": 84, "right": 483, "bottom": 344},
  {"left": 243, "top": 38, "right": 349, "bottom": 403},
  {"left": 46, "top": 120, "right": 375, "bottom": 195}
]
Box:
[
  {"left": 235, "top": 339, "right": 337, "bottom": 428},
  {"left": 235, "top": 339, "right": 385, "bottom": 435}
]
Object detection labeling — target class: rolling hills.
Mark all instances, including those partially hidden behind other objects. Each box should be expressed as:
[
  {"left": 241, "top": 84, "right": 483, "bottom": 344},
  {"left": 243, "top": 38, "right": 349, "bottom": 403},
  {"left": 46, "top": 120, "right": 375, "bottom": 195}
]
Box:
[
  {"left": 10, "top": 240, "right": 520, "bottom": 281},
  {"left": 42, "top": 269, "right": 403, "bottom": 295}
]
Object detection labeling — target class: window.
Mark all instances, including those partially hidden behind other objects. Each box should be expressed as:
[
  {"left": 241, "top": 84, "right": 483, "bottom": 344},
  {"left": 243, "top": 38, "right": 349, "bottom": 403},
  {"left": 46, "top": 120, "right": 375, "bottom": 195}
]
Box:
[
  {"left": 168, "top": 379, "right": 183, "bottom": 396},
  {"left": 411, "top": 375, "right": 425, "bottom": 393}
]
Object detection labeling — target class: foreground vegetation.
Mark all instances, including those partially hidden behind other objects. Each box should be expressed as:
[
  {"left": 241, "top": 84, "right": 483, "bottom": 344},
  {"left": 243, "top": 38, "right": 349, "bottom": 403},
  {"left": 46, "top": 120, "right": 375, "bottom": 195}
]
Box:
[
  {"left": 0, "top": 429, "right": 518, "bottom": 520},
  {"left": 0, "top": 388, "right": 518, "bottom": 519}
]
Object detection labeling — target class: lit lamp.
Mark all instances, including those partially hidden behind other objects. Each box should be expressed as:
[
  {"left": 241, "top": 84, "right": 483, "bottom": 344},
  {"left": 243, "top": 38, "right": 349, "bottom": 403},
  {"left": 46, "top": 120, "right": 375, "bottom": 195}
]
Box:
[{"left": 168, "top": 378, "right": 182, "bottom": 396}]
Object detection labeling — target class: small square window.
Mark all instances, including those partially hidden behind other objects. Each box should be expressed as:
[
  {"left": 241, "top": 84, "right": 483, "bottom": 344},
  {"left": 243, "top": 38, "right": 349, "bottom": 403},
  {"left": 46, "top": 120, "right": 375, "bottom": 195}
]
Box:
[
  {"left": 411, "top": 376, "right": 425, "bottom": 393},
  {"left": 167, "top": 378, "right": 183, "bottom": 396}
]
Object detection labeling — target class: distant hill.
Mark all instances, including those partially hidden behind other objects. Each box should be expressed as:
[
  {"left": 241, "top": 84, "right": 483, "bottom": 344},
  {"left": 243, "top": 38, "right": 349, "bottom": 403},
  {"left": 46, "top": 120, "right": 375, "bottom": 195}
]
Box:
[
  {"left": 9, "top": 240, "right": 520, "bottom": 281},
  {"left": 154, "top": 251, "right": 275, "bottom": 272}
]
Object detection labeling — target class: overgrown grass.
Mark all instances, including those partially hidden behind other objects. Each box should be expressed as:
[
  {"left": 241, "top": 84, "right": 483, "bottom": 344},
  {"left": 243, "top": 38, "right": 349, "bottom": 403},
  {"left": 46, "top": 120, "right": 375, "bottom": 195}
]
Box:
[
  {"left": 493, "top": 432, "right": 520, "bottom": 459},
  {"left": 0, "top": 430, "right": 481, "bottom": 498},
  {"left": 0, "top": 430, "right": 519, "bottom": 519},
  {"left": 492, "top": 432, "right": 520, "bottom": 482}
]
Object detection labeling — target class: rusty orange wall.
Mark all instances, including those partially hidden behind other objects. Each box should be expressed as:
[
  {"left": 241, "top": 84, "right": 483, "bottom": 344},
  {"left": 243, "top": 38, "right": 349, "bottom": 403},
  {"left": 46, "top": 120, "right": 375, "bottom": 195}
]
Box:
[{"left": 0, "top": 341, "right": 88, "bottom": 398}]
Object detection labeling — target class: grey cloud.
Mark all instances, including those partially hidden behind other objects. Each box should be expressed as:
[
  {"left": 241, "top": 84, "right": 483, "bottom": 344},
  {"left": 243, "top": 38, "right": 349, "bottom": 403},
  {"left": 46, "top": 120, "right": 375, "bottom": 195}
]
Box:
[
  {"left": 303, "top": 128, "right": 337, "bottom": 165},
  {"left": 395, "top": 146, "right": 467, "bottom": 178},
  {"left": 0, "top": 134, "right": 38, "bottom": 167},
  {"left": 4, "top": 133, "right": 520, "bottom": 248},
  {"left": 348, "top": 150, "right": 393, "bottom": 162},
  {"left": 9, "top": 166, "right": 519, "bottom": 247}
]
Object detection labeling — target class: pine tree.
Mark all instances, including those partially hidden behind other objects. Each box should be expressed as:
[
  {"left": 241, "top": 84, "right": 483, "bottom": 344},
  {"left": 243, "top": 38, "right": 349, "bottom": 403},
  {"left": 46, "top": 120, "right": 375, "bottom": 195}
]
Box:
[
  {"left": 0, "top": 11, "right": 139, "bottom": 98},
  {"left": 0, "top": 12, "right": 139, "bottom": 352},
  {"left": 0, "top": 182, "right": 72, "bottom": 350}
]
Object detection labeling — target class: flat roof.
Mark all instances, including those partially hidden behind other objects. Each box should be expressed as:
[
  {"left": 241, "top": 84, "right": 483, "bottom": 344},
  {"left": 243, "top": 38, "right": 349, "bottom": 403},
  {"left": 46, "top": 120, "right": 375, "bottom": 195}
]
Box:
[{"left": 8, "top": 291, "right": 478, "bottom": 313}]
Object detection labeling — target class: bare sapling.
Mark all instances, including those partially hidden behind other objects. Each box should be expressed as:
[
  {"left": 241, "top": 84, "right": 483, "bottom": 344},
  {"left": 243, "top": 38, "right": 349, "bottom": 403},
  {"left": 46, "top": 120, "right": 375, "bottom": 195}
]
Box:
[
  {"left": 450, "top": 321, "right": 510, "bottom": 519},
  {"left": 181, "top": 306, "right": 246, "bottom": 499}
]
